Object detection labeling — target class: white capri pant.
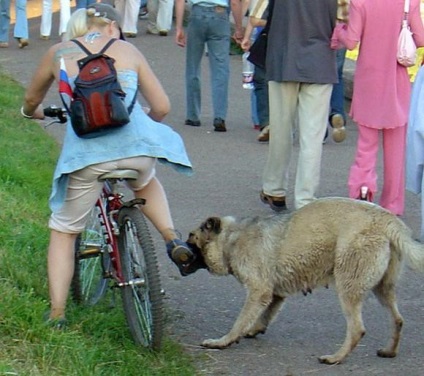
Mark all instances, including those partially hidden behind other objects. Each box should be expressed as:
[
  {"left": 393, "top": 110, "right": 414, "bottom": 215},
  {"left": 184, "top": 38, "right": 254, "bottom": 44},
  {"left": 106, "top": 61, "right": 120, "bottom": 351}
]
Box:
[
  {"left": 49, "top": 156, "right": 156, "bottom": 233},
  {"left": 40, "top": 0, "right": 71, "bottom": 37}
]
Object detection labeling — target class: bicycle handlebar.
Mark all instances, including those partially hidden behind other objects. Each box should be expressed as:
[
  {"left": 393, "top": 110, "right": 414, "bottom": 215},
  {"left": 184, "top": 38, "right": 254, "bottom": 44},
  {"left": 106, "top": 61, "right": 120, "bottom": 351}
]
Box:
[{"left": 43, "top": 105, "right": 67, "bottom": 124}]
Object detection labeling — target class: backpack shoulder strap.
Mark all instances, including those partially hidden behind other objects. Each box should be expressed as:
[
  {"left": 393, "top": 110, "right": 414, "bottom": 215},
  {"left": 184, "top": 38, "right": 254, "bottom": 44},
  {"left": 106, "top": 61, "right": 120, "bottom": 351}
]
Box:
[
  {"left": 99, "top": 38, "right": 117, "bottom": 54},
  {"left": 71, "top": 38, "right": 117, "bottom": 56},
  {"left": 71, "top": 39, "right": 92, "bottom": 56}
]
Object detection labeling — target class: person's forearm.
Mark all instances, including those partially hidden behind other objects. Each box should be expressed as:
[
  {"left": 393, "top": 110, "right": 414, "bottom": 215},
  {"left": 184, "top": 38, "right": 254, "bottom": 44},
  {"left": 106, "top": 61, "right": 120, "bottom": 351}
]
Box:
[
  {"left": 231, "top": 0, "right": 243, "bottom": 30},
  {"left": 174, "top": 0, "right": 185, "bottom": 29}
]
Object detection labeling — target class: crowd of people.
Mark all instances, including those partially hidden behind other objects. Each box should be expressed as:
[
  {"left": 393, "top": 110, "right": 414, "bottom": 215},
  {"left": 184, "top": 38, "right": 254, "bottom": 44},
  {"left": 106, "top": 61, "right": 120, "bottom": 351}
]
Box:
[
  {"left": 11, "top": 0, "right": 424, "bottom": 326},
  {"left": 0, "top": 0, "right": 178, "bottom": 47}
]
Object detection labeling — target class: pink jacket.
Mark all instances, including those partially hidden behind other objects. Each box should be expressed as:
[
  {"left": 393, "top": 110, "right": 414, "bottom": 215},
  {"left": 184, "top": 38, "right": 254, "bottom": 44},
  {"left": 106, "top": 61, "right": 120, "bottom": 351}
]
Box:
[{"left": 332, "top": 0, "right": 424, "bottom": 128}]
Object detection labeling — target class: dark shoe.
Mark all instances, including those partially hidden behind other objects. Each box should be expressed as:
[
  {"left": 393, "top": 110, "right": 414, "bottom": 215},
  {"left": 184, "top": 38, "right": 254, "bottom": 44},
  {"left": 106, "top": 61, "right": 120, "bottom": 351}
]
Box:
[
  {"left": 159, "top": 30, "right": 168, "bottom": 36},
  {"left": 330, "top": 113, "right": 346, "bottom": 143},
  {"left": 43, "top": 311, "right": 67, "bottom": 330},
  {"left": 166, "top": 239, "right": 195, "bottom": 276},
  {"left": 213, "top": 118, "right": 227, "bottom": 132},
  {"left": 260, "top": 191, "right": 287, "bottom": 212},
  {"left": 124, "top": 32, "right": 137, "bottom": 38},
  {"left": 185, "top": 119, "right": 201, "bottom": 127}
]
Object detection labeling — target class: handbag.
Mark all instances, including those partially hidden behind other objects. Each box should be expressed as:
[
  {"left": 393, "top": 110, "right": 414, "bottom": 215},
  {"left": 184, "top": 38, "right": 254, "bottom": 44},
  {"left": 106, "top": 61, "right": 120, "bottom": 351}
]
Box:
[
  {"left": 247, "top": 30, "right": 268, "bottom": 69},
  {"left": 247, "top": 0, "right": 274, "bottom": 69},
  {"left": 397, "top": 0, "right": 417, "bottom": 67}
]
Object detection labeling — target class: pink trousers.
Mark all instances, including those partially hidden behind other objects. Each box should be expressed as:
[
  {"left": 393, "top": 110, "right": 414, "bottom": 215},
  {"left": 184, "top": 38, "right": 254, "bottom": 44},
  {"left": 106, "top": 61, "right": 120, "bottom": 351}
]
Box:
[{"left": 348, "top": 124, "right": 406, "bottom": 215}]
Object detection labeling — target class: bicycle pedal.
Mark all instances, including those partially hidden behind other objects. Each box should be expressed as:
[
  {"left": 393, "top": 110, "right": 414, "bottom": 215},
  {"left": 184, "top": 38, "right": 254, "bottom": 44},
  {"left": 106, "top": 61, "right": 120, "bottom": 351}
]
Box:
[{"left": 79, "top": 247, "right": 101, "bottom": 258}]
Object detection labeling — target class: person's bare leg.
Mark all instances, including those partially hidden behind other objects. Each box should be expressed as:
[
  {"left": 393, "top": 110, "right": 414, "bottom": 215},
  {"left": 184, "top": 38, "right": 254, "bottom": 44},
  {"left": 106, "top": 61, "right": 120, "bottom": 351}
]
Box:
[
  {"left": 134, "top": 177, "right": 178, "bottom": 241},
  {"left": 134, "top": 177, "right": 193, "bottom": 269},
  {"left": 47, "top": 230, "right": 77, "bottom": 319}
]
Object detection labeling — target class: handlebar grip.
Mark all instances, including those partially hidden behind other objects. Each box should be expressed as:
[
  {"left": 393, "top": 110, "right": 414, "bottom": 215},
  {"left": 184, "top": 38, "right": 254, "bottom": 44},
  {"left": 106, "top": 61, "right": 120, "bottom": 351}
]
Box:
[{"left": 43, "top": 106, "right": 67, "bottom": 123}]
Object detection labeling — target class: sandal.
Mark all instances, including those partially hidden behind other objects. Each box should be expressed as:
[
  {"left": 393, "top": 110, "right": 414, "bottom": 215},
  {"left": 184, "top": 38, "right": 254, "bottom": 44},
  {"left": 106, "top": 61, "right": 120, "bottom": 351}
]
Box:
[
  {"left": 260, "top": 191, "right": 287, "bottom": 212},
  {"left": 43, "top": 311, "right": 67, "bottom": 330},
  {"left": 166, "top": 239, "right": 195, "bottom": 276}
]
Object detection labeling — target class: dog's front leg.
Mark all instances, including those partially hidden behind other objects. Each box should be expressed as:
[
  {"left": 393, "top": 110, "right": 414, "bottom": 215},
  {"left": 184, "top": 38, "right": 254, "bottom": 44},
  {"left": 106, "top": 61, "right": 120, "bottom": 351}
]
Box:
[{"left": 202, "top": 290, "right": 272, "bottom": 349}]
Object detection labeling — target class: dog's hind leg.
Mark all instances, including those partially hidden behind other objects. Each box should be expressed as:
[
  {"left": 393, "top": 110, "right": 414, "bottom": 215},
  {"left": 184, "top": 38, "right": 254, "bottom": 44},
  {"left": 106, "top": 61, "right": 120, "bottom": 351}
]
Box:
[
  {"left": 245, "top": 295, "right": 285, "bottom": 338},
  {"left": 373, "top": 257, "right": 404, "bottom": 358},
  {"left": 202, "top": 290, "right": 273, "bottom": 349},
  {"left": 318, "top": 292, "right": 366, "bottom": 365}
]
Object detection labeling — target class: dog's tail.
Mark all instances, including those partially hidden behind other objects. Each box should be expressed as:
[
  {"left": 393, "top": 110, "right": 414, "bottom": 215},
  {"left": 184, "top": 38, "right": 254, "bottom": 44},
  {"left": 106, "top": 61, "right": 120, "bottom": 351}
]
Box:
[{"left": 385, "top": 214, "right": 424, "bottom": 272}]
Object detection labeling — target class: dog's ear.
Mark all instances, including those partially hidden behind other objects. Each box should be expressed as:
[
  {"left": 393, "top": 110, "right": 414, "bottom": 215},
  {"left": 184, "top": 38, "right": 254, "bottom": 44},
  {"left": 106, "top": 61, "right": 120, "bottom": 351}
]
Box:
[{"left": 204, "top": 217, "right": 222, "bottom": 234}]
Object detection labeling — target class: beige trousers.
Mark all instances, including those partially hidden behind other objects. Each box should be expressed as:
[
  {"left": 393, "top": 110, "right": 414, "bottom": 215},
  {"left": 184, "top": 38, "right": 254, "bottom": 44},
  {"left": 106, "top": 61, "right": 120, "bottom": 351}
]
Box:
[
  {"left": 262, "top": 81, "right": 332, "bottom": 209},
  {"left": 49, "top": 157, "right": 156, "bottom": 233}
]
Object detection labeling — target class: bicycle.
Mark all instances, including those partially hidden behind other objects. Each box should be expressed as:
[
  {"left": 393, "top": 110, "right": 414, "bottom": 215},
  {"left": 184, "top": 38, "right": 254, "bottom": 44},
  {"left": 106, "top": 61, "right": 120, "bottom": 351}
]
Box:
[{"left": 44, "top": 106, "right": 164, "bottom": 350}]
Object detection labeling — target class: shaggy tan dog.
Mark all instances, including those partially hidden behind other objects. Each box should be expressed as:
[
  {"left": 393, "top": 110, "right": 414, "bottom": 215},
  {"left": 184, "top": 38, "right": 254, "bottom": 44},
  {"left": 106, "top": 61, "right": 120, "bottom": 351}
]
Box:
[{"left": 186, "top": 198, "right": 424, "bottom": 364}]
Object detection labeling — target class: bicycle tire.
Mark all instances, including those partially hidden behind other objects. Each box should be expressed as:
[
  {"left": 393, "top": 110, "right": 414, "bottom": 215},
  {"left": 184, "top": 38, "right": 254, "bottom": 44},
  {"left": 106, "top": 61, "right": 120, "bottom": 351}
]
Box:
[
  {"left": 71, "top": 206, "right": 110, "bottom": 306},
  {"left": 118, "top": 206, "right": 164, "bottom": 350}
]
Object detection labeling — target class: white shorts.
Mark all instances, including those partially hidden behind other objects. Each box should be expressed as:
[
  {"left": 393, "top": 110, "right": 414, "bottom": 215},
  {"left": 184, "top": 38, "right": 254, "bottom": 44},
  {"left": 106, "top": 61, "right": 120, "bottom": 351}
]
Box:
[{"left": 49, "top": 156, "right": 156, "bottom": 233}]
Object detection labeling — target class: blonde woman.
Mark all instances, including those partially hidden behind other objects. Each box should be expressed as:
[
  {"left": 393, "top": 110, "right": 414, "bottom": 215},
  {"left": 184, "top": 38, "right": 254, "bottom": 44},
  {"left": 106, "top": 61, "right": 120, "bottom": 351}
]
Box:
[{"left": 21, "top": 3, "right": 194, "bottom": 326}]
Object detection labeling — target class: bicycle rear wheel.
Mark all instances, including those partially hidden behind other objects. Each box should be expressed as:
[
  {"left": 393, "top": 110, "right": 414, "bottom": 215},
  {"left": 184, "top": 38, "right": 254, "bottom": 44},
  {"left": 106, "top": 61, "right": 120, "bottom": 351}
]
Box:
[
  {"left": 71, "top": 206, "right": 110, "bottom": 306},
  {"left": 118, "top": 206, "right": 164, "bottom": 350}
]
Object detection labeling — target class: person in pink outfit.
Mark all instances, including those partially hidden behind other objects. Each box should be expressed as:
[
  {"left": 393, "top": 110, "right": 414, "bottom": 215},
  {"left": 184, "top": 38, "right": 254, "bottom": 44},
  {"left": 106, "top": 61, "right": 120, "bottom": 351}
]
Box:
[{"left": 331, "top": 0, "right": 424, "bottom": 215}]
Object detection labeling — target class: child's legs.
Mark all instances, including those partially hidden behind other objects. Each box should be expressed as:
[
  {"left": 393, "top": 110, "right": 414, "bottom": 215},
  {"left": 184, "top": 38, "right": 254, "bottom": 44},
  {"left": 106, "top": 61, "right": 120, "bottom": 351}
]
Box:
[
  {"left": 380, "top": 126, "right": 406, "bottom": 215},
  {"left": 348, "top": 124, "right": 379, "bottom": 199}
]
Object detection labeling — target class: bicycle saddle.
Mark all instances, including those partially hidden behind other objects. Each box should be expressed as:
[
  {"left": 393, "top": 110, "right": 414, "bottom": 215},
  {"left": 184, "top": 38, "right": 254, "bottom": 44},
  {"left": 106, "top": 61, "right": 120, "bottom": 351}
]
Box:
[{"left": 98, "top": 169, "right": 139, "bottom": 181}]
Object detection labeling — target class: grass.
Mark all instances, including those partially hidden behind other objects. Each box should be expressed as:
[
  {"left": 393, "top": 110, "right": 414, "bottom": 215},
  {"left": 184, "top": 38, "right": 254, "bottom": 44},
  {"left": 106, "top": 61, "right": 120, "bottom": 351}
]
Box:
[{"left": 0, "top": 73, "right": 197, "bottom": 376}]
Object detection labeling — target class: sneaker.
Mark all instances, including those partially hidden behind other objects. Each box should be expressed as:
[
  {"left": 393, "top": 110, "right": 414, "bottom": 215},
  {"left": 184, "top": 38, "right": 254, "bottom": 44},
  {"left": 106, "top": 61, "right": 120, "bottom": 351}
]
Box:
[
  {"left": 213, "top": 118, "right": 227, "bottom": 132},
  {"left": 139, "top": 6, "right": 148, "bottom": 18},
  {"left": 185, "top": 119, "right": 201, "bottom": 127},
  {"left": 330, "top": 113, "right": 346, "bottom": 143},
  {"left": 260, "top": 191, "right": 287, "bottom": 212},
  {"left": 166, "top": 239, "right": 195, "bottom": 276},
  {"left": 257, "top": 125, "right": 270, "bottom": 142}
]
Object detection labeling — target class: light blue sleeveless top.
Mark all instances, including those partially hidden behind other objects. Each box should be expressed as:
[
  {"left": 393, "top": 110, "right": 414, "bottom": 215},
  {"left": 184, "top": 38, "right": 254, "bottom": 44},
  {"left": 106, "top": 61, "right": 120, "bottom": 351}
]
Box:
[{"left": 50, "top": 69, "right": 193, "bottom": 213}]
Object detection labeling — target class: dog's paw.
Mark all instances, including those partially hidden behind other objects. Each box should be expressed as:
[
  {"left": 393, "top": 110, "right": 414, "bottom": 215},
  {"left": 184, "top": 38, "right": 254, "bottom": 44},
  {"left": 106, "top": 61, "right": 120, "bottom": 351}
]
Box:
[
  {"left": 318, "top": 355, "right": 342, "bottom": 365},
  {"left": 201, "top": 338, "right": 231, "bottom": 349},
  {"left": 377, "top": 348, "right": 397, "bottom": 358},
  {"left": 245, "top": 328, "right": 266, "bottom": 338}
]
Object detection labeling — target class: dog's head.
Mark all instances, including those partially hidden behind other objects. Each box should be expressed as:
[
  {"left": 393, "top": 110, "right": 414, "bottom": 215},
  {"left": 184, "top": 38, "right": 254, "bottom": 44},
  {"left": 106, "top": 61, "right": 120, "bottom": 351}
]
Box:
[{"left": 185, "top": 217, "right": 232, "bottom": 276}]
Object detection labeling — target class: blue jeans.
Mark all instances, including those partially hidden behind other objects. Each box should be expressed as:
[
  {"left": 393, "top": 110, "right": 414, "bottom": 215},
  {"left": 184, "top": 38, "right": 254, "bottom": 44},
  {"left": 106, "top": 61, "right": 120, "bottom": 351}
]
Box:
[
  {"left": 253, "top": 64, "right": 269, "bottom": 127},
  {"left": 75, "top": 0, "right": 91, "bottom": 9},
  {"left": 330, "top": 48, "right": 347, "bottom": 121},
  {"left": 185, "top": 5, "right": 230, "bottom": 121},
  {"left": 0, "top": 0, "right": 28, "bottom": 42}
]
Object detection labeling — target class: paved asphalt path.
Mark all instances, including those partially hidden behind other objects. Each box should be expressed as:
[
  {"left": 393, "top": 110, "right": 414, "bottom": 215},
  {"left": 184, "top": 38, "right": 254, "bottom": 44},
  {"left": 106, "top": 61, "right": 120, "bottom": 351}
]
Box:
[{"left": 2, "top": 2, "right": 424, "bottom": 375}]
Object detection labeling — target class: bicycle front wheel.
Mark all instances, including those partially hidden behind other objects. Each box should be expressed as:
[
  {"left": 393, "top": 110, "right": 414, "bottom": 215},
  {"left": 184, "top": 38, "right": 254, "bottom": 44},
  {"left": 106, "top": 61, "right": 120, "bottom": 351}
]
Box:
[
  {"left": 118, "top": 206, "right": 164, "bottom": 350},
  {"left": 71, "top": 206, "right": 110, "bottom": 306}
]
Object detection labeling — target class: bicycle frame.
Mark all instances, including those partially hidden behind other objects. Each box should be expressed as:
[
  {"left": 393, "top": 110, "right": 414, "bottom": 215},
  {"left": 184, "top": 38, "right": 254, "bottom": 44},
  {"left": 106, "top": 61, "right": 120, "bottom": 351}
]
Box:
[{"left": 94, "top": 179, "right": 145, "bottom": 286}]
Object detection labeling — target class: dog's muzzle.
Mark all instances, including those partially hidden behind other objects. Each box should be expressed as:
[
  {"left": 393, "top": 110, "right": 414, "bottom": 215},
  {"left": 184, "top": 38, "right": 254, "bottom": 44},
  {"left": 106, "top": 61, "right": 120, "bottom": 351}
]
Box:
[{"left": 183, "top": 242, "right": 208, "bottom": 275}]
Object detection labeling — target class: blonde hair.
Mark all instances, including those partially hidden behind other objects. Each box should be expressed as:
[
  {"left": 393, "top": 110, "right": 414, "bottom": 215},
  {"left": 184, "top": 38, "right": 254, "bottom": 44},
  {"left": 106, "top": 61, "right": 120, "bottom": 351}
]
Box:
[{"left": 63, "top": 7, "right": 114, "bottom": 41}]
